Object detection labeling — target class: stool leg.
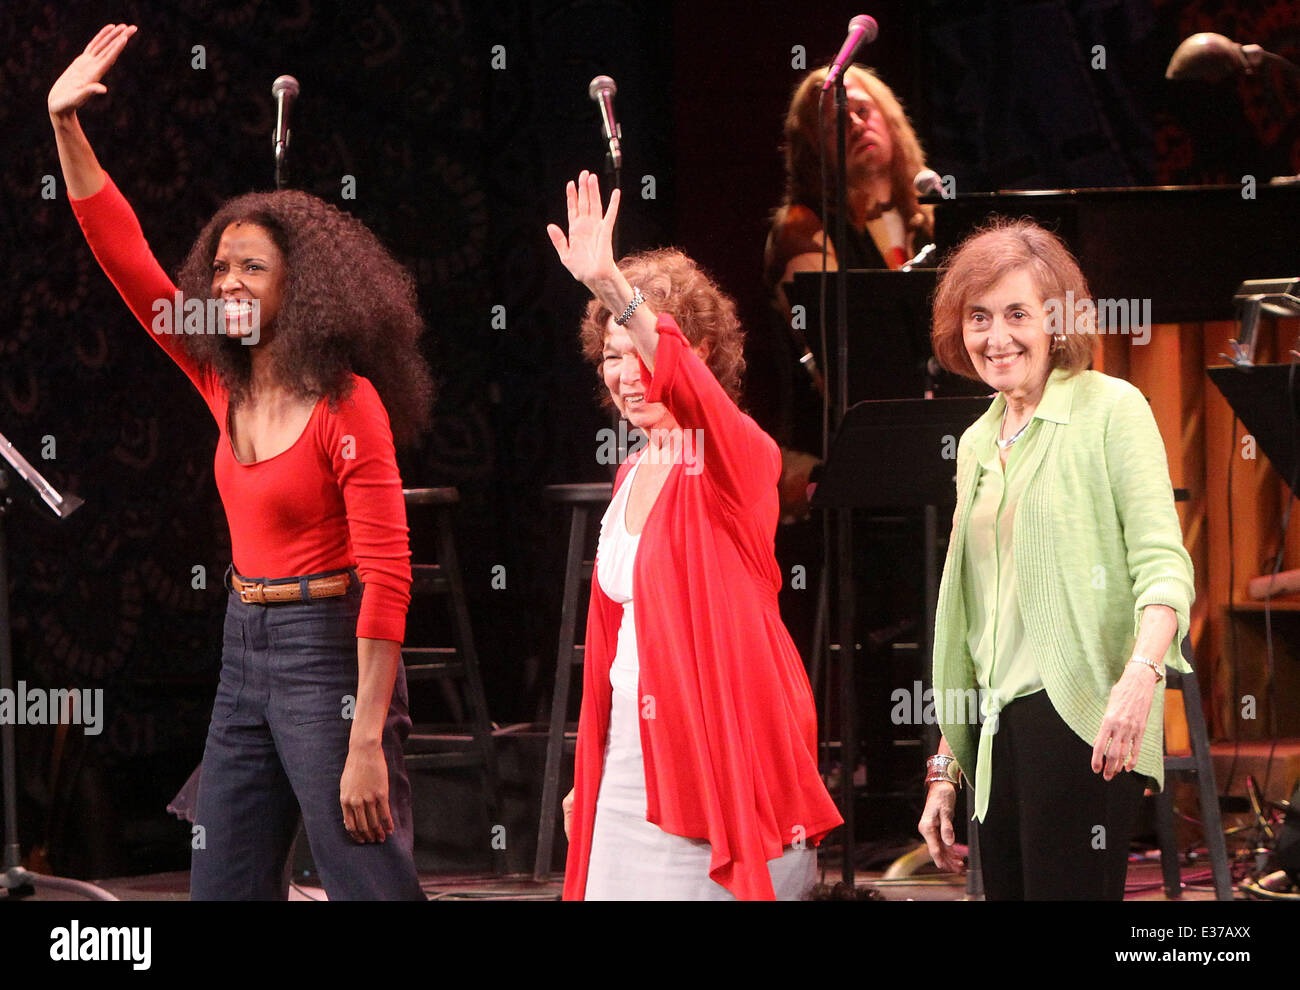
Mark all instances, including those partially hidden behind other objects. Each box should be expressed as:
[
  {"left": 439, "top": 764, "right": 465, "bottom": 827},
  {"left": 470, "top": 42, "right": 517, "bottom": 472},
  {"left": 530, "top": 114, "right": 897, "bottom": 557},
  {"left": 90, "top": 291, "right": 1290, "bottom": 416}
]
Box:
[
  {"left": 1179, "top": 669, "right": 1234, "bottom": 900},
  {"left": 533, "top": 504, "right": 589, "bottom": 882},
  {"left": 809, "top": 561, "right": 829, "bottom": 697},
  {"left": 436, "top": 506, "right": 504, "bottom": 873},
  {"left": 1154, "top": 786, "right": 1183, "bottom": 898}
]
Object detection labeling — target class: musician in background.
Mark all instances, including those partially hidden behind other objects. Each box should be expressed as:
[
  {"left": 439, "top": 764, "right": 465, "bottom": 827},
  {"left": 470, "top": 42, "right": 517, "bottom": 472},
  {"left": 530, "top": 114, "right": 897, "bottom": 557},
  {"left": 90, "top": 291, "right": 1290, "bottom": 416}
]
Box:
[{"left": 754, "top": 65, "right": 935, "bottom": 520}]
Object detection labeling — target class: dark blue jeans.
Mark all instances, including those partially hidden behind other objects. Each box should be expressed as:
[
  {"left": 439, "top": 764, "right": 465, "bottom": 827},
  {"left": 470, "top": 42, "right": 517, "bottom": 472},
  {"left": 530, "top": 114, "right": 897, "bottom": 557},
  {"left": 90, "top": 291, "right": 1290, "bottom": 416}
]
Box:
[{"left": 190, "top": 567, "right": 423, "bottom": 900}]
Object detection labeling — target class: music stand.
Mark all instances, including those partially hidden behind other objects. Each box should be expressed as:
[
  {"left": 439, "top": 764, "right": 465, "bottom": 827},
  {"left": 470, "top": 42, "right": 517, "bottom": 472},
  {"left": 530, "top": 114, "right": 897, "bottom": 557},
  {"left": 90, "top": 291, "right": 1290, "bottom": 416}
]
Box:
[
  {"left": 789, "top": 269, "right": 990, "bottom": 403},
  {"left": 0, "top": 430, "right": 114, "bottom": 900},
  {"left": 1207, "top": 363, "right": 1300, "bottom": 497},
  {"left": 812, "top": 394, "right": 990, "bottom": 887}
]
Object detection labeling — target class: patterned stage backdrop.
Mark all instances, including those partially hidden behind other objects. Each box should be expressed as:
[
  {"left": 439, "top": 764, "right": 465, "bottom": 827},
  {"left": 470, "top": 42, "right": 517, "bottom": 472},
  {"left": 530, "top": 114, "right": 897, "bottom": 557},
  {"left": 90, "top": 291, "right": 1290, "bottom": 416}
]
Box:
[{"left": 0, "top": 0, "right": 670, "bottom": 876}]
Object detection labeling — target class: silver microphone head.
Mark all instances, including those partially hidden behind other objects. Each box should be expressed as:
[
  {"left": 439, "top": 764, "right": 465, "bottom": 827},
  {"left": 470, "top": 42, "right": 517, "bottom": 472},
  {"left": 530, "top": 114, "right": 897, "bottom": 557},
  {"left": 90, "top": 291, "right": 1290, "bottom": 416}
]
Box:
[
  {"left": 913, "top": 169, "right": 943, "bottom": 195},
  {"left": 588, "top": 75, "right": 616, "bottom": 101},
  {"left": 272, "top": 75, "right": 300, "bottom": 99},
  {"left": 1165, "top": 33, "right": 1245, "bottom": 81}
]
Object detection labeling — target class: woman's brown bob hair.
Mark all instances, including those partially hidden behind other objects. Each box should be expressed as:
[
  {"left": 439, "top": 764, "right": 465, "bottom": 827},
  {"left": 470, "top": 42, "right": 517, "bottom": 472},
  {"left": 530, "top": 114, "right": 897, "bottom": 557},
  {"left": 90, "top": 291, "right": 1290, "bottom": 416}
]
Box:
[
  {"left": 579, "top": 248, "right": 746, "bottom": 405},
  {"left": 931, "top": 218, "right": 1095, "bottom": 382}
]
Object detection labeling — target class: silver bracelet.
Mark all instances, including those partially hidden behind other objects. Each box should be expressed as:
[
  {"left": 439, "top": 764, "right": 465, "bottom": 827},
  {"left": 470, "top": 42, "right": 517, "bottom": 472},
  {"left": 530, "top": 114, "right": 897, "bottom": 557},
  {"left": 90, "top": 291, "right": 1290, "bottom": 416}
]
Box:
[
  {"left": 1128, "top": 654, "right": 1165, "bottom": 683},
  {"left": 925, "top": 754, "right": 961, "bottom": 788},
  {"left": 614, "top": 287, "right": 645, "bottom": 327}
]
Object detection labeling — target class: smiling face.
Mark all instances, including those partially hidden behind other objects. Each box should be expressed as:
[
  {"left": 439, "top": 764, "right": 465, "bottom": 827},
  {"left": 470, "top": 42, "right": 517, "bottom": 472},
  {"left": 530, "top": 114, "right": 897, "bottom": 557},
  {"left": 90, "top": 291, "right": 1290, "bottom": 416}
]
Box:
[
  {"left": 211, "top": 222, "right": 285, "bottom": 341},
  {"left": 601, "top": 319, "right": 675, "bottom": 435},
  {"left": 961, "top": 267, "right": 1054, "bottom": 402}
]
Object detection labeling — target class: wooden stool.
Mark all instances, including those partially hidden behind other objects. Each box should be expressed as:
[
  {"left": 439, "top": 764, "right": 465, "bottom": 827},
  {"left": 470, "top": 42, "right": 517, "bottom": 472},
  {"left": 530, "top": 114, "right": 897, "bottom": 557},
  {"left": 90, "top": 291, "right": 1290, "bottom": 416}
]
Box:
[
  {"left": 1153, "top": 638, "right": 1234, "bottom": 899},
  {"left": 401, "top": 487, "right": 503, "bottom": 873},
  {"left": 532, "top": 482, "right": 612, "bottom": 882}
]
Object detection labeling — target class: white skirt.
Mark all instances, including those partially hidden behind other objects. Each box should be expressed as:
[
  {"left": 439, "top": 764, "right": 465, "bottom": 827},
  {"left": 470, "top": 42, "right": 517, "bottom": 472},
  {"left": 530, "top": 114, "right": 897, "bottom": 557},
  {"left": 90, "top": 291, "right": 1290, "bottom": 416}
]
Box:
[{"left": 583, "top": 682, "right": 816, "bottom": 901}]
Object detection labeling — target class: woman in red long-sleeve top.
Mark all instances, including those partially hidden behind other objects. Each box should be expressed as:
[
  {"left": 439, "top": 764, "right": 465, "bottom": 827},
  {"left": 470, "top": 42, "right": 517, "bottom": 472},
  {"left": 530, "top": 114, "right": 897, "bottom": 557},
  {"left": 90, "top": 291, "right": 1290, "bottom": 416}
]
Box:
[
  {"left": 548, "top": 173, "right": 842, "bottom": 899},
  {"left": 50, "top": 25, "right": 433, "bottom": 899}
]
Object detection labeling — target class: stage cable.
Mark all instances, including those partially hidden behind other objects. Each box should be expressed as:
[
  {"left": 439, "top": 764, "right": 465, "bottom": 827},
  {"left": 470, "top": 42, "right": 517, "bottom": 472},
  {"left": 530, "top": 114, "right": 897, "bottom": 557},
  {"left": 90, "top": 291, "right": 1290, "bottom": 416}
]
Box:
[{"left": 1224, "top": 414, "right": 1240, "bottom": 796}]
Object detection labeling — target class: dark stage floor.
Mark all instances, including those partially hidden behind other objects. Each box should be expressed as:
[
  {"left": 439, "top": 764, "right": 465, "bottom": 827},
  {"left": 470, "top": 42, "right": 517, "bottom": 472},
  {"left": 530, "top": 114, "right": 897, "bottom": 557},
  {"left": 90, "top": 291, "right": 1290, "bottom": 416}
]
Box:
[{"left": 11, "top": 857, "right": 1225, "bottom": 902}]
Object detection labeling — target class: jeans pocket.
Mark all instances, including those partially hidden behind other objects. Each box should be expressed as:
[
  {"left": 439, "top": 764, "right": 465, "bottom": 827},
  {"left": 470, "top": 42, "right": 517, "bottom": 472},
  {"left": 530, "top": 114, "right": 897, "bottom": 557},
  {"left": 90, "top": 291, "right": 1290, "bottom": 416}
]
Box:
[{"left": 269, "top": 606, "right": 359, "bottom": 726}]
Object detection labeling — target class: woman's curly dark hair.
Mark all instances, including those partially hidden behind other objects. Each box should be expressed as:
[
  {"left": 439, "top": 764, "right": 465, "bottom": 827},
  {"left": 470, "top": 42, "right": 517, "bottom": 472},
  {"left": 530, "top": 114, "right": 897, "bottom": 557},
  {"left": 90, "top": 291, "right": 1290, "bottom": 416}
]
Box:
[{"left": 175, "top": 190, "right": 433, "bottom": 446}]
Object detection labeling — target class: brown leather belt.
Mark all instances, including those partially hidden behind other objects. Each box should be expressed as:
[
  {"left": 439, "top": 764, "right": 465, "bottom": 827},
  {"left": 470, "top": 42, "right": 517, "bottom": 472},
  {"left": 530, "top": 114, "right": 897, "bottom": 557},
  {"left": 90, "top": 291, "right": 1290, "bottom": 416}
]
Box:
[{"left": 230, "top": 571, "right": 351, "bottom": 605}]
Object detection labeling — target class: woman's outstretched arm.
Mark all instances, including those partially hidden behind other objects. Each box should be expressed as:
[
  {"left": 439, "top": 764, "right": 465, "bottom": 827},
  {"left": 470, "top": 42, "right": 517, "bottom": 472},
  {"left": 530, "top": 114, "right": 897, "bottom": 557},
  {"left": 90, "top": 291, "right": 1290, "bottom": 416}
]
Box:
[
  {"left": 50, "top": 24, "right": 214, "bottom": 401},
  {"left": 49, "top": 24, "right": 136, "bottom": 198}
]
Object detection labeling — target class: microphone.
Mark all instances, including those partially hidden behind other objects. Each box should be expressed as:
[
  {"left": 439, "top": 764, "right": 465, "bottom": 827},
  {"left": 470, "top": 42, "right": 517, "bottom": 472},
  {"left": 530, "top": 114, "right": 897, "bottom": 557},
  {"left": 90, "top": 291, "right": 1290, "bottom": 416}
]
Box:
[
  {"left": 271, "top": 75, "right": 299, "bottom": 188},
  {"left": 823, "top": 15, "right": 879, "bottom": 91},
  {"left": 913, "top": 169, "right": 944, "bottom": 196},
  {"left": 588, "top": 75, "right": 622, "bottom": 171},
  {"left": 901, "top": 243, "right": 938, "bottom": 271}
]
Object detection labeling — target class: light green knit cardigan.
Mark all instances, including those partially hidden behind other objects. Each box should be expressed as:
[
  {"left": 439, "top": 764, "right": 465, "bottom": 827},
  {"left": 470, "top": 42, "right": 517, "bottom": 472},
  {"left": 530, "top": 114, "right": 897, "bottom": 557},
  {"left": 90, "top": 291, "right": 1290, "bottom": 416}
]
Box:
[{"left": 932, "top": 368, "right": 1195, "bottom": 789}]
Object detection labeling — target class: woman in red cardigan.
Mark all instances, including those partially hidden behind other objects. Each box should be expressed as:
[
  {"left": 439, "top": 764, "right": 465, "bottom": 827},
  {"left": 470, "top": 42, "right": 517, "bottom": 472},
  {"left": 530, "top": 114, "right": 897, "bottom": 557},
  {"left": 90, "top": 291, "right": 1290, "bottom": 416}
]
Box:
[
  {"left": 49, "top": 24, "right": 433, "bottom": 899},
  {"left": 547, "top": 172, "right": 842, "bottom": 899}
]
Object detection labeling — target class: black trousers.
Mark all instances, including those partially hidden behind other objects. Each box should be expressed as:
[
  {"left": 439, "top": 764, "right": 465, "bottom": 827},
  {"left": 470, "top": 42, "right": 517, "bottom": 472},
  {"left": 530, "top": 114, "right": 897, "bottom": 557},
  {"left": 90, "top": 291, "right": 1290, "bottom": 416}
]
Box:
[{"left": 975, "top": 690, "right": 1146, "bottom": 900}]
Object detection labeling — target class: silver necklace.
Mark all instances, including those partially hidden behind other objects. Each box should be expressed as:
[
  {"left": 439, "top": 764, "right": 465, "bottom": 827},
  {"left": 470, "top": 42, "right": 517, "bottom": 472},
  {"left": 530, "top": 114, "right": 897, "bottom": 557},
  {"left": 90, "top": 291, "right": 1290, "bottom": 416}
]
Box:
[{"left": 996, "top": 407, "right": 1032, "bottom": 450}]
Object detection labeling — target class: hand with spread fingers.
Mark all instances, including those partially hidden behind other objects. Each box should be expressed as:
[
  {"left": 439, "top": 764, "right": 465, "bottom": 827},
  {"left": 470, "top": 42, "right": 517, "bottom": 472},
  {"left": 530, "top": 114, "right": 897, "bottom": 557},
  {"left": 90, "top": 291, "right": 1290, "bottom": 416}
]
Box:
[
  {"left": 49, "top": 23, "right": 137, "bottom": 121},
  {"left": 546, "top": 170, "right": 622, "bottom": 293}
]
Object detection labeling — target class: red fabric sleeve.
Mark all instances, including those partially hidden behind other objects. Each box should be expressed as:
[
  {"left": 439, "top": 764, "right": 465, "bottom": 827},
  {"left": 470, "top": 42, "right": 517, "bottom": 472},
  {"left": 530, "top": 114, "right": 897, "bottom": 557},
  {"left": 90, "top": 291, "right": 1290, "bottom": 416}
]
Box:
[
  {"left": 68, "top": 172, "right": 214, "bottom": 409},
  {"left": 641, "top": 313, "right": 780, "bottom": 510},
  {"left": 322, "top": 379, "right": 412, "bottom": 642}
]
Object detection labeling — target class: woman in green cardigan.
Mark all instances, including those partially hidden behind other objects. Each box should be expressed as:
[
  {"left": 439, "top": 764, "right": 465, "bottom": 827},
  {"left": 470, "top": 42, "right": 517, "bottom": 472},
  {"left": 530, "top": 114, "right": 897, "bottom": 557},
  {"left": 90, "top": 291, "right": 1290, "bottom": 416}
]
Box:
[{"left": 916, "top": 219, "right": 1195, "bottom": 900}]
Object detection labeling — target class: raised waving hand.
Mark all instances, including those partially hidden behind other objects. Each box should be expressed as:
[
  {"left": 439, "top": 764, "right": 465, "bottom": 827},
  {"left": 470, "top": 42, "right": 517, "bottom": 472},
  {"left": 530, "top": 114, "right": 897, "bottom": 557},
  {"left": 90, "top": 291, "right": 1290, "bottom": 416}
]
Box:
[
  {"left": 49, "top": 24, "right": 138, "bottom": 199},
  {"left": 49, "top": 23, "right": 137, "bottom": 120},
  {"left": 546, "top": 170, "right": 622, "bottom": 292}
]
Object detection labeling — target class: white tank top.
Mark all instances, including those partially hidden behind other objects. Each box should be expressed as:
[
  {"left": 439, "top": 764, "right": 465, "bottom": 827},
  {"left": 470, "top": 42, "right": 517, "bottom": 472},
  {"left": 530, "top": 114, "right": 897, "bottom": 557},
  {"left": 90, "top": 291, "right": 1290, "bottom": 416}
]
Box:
[{"left": 596, "top": 457, "right": 643, "bottom": 699}]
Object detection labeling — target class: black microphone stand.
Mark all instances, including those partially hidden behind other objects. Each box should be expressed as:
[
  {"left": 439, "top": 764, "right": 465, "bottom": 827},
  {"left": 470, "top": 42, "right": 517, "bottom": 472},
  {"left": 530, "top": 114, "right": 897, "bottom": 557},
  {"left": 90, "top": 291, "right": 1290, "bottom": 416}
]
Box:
[
  {"left": 602, "top": 139, "right": 621, "bottom": 265},
  {"left": 273, "top": 91, "right": 291, "bottom": 191},
  {"left": 0, "top": 433, "right": 114, "bottom": 900},
  {"left": 828, "top": 70, "right": 860, "bottom": 886},
  {"left": 598, "top": 93, "right": 624, "bottom": 469}
]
